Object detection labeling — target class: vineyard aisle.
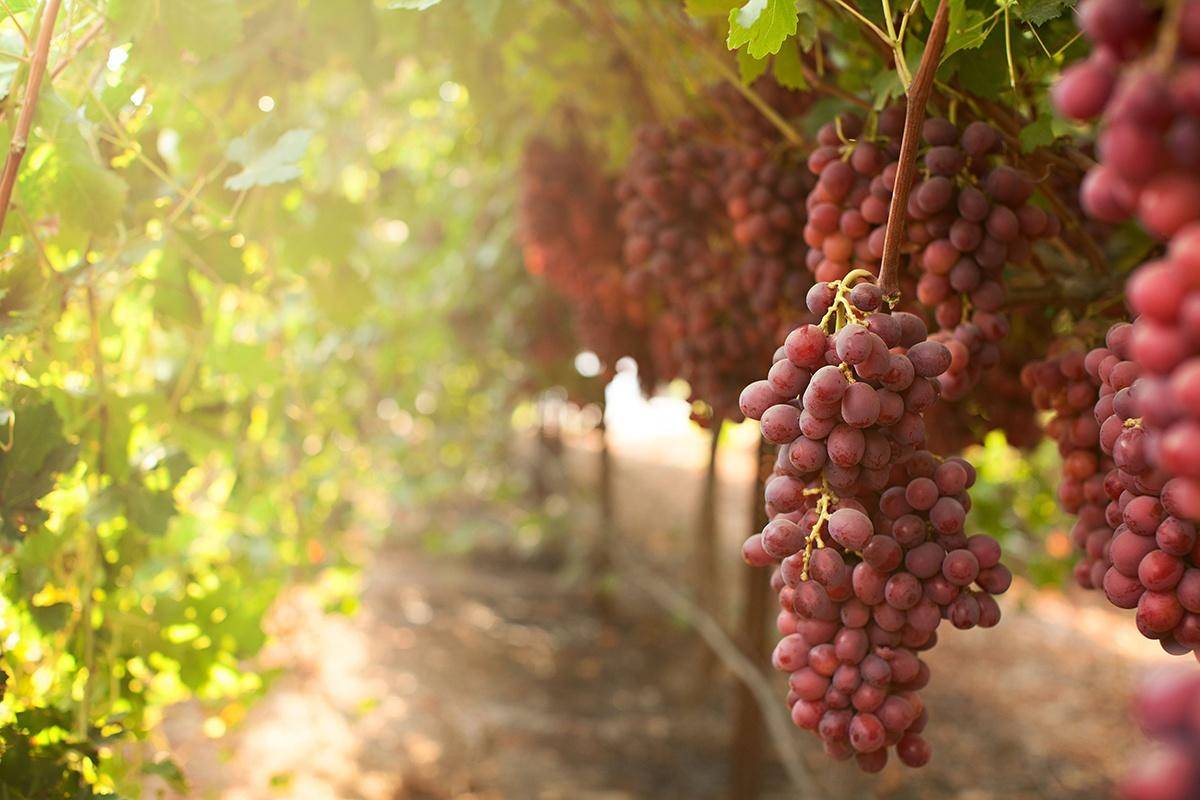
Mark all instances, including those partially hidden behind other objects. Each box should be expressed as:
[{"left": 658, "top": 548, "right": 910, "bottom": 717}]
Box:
[{"left": 160, "top": 425, "right": 1175, "bottom": 800}]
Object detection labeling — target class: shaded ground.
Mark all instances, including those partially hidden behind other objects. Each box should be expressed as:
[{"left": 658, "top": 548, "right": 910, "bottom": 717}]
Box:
[{"left": 158, "top": 424, "right": 1178, "bottom": 800}]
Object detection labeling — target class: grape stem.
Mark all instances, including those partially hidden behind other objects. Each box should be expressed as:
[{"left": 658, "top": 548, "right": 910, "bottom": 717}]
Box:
[
  {"left": 878, "top": 0, "right": 951, "bottom": 304},
  {"left": 1154, "top": 0, "right": 1184, "bottom": 70},
  {"left": 799, "top": 484, "right": 837, "bottom": 580},
  {"left": 0, "top": 0, "right": 62, "bottom": 237},
  {"left": 818, "top": 269, "right": 875, "bottom": 333}
]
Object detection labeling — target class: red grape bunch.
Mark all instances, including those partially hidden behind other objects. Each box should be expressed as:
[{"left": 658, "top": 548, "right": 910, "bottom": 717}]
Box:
[
  {"left": 518, "top": 136, "right": 658, "bottom": 386},
  {"left": 1119, "top": 670, "right": 1200, "bottom": 800},
  {"left": 896, "top": 117, "right": 1059, "bottom": 402},
  {"left": 1019, "top": 347, "right": 1111, "bottom": 589},
  {"left": 616, "top": 122, "right": 775, "bottom": 422},
  {"left": 1053, "top": 0, "right": 1200, "bottom": 238},
  {"left": 803, "top": 110, "right": 905, "bottom": 284},
  {"left": 738, "top": 273, "right": 1010, "bottom": 770},
  {"left": 806, "top": 111, "right": 1057, "bottom": 403},
  {"left": 1085, "top": 323, "right": 1200, "bottom": 658},
  {"left": 1127, "top": 223, "right": 1200, "bottom": 525},
  {"left": 722, "top": 144, "right": 815, "bottom": 334}
]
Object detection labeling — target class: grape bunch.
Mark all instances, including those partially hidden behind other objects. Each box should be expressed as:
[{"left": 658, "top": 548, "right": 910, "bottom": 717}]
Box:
[
  {"left": 738, "top": 274, "right": 1010, "bottom": 769},
  {"left": 897, "top": 117, "right": 1059, "bottom": 402},
  {"left": 1021, "top": 346, "right": 1111, "bottom": 588},
  {"left": 805, "top": 112, "right": 1056, "bottom": 402},
  {"left": 518, "top": 135, "right": 658, "bottom": 386},
  {"left": 922, "top": 335, "right": 1046, "bottom": 454},
  {"left": 617, "top": 122, "right": 778, "bottom": 421},
  {"left": 1053, "top": 0, "right": 1200, "bottom": 238},
  {"left": 617, "top": 123, "right": 725, "bottom": 299},
  {"left": 1082, "top": 322, "right": 1200, "bottom": 658},
  {"left": 722, "top": 144, "right": 815, "bottom": 329},
  {"left": 802, "top": 110, "right": 907, "bottom": 285},
  {"left": 1120, "top": 670, "right": 1200, "bottom": 800},
  {"left": 1127, "top": 223, "right": 1200, "bottom": 526}
]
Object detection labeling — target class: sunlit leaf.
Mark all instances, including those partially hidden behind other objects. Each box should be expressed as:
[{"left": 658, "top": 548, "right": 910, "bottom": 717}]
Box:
[
  {"left": 225, "top": 128, "right": 314, "bottom": 191},
  {"left": 727, "top": 0, "right": 799, "bottom": 58}
]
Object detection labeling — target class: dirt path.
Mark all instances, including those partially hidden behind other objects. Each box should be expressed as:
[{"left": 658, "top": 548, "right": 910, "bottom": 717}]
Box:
[{"left": 157, "top": 425, "right": 1180, "bottom": 800}]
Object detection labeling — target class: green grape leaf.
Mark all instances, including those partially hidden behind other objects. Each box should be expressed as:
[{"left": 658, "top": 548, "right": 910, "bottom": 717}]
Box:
[
  {"left": 29, "top": 601, "right": 71, "bottom": 633},
  {"left": 168, "top": 228, "right": 246, "bottom": 285},
  {"left": 1019, "top": 114, "right": 1055, "bottom": 151},
  {"left": 152, "top": 266, "right": 203, "bottom": 330},
  {"left": 943, "top": 7, "right": 993, "bottom": 59},
  {"left": 949, "top": 24, "right": 1009, "bottom": 98},
  {"left": 20, "top": 92, "right": 129, "bottom": 237},
  {"left": 0, "top": 387, "right": 77, "bottom": 540},
  {"left": 123, "top": 485, "right": 177, "bottom": 536},
  {"left": 0, "top": 30, "right": 23, "bottom": 99},
  {"left": 1016, "top": 0, "right": 1073, "bottom": 25},
  {"left": 773, "top": 42, "right": 809, "bottom": 89},
  {"left": 869, "top": 69, "right": 904, "bottom": 109},
  {"left": 737, "top": 48, "right": 770, "bottom": 83},
  {"left": 0, "top": 251, "right": 52, "bottom": 336},
  {"left": 386, "top": 0, "right": 442, "bottom": 8},
  {"left": 109, "top": 0, "right": 242, "bottom": 57},
  {"left": 795, "top": 0, "right": 818, "bottom": 49},
  {"left": 225, "top": 128, "right": 314, "bottom": 191},
  {"left": 727, "top": 0, "right": 799, "bottom": 59}
]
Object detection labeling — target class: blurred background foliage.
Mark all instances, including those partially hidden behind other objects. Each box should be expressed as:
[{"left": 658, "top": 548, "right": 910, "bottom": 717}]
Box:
[{"left": 0, "top": 0, "right": 1079, "bottom": 796}]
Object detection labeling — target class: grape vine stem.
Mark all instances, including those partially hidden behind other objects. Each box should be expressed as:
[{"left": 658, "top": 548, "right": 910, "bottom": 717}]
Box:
[
  {"left": 878, "top": 0, "right": 950, "bottom": 303},
  {"left": 0, "top": 0, "right": 62, "bottom": 240}
]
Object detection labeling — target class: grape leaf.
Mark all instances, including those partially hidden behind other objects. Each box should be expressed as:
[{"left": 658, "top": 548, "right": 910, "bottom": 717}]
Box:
[
  {"left": 870, "top": 69, "right": 904, "bottom": 109},
  {"left": 108, "top": 0, "right": 242, "bottom": 57},
  {"left": 737, "top": 48, "right": 770, "bottom": 84},
  {"left": 20, "top": 92, "right": 129, "bottom": 237},
  {"left": 795, "top": 0, "right": 819, "bottom": 48},
  {"left": 386, "top": 0, "right": 442, "bottom": 8},
  {"left": 224, "top": 128, "right": 314, "bottom": 191},
  {"left": 727, "top": 0, "right": 799, "bottom": 59},
  {"left": 943, "top": 7, "right": 993, "bottom": 58},
  {"left": 0, "top": 387, "right": 78, "bottom": 540},
  {"left": 1019, "top": 114, "right": 1055, "bottom": 151},
  {"left": 1016, "top": 0, "right": 1073, "bottom": 25},
  {"left": 0, "top": 253, "right": 50, "bottom": 336},
  {"left": 773, "top": 41, "right": 809, "bottom": 89},
  {"left": 949, "top": 24, "right": 1009, "bottom": 98},
  {"left": 0, "top": 30, "right": 23, "bottom": 99}
]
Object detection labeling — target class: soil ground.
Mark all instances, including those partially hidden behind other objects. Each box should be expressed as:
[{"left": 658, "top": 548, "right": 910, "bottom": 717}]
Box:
[{"left": 156, "top": 420, "right": 1179, "bottom": 800}]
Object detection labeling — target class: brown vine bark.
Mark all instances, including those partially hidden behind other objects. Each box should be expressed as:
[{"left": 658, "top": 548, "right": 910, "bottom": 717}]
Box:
[
  {"left": 0, "top": 0, "right": 62, "bottom": 236},
  {"left": 878, "top": 0, "right": 951, "bottom": 302}
]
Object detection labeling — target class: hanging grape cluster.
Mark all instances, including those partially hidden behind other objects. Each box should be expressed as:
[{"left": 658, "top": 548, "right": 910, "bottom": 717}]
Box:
[
  {"left": 803, "top": 110, "right": 905, "bottom": 284},
  {"left": 1021, "top": 346, "right": 1112, "bottom": 589},
  {"left": 1053, "top": 0, "right": 1200, "bottom": 238},
  {"left": 518, "top": 135, "right": 658, "bottom": 388},
  {"left": 739, "top": 274, "right": 1010, "bottom": 770},
  {"left": 722, "top": 144, "right": 814, "bottom": 331},
  {"left": 1120, "top": 670, "right": 1200, "bottom": 800}
]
